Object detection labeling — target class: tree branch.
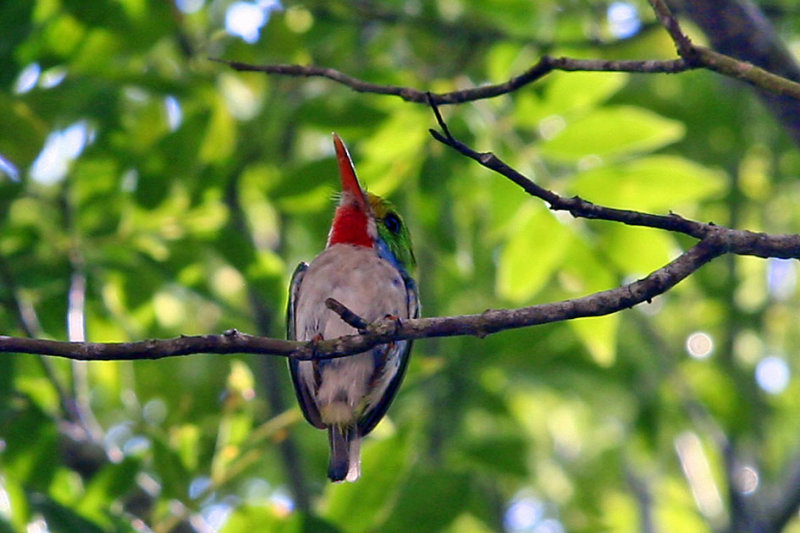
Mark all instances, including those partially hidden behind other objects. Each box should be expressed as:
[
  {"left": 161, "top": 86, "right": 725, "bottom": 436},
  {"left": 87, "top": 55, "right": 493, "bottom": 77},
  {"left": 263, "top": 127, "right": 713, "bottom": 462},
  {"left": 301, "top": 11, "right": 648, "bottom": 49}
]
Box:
[
  {"left": 648, "top": 0, "right": 800, "bottom": 101},
  {"left": 209, "top": 55, "right": 693, "bottom": 106},
  {"left": 649, "top": 0, "right": 697, "bottom": 60},
  {"left": 427, "top": 102, "right": 800, "bottom": 260},
  {"left": 325, "top": 297, "right": 370, "bottom": 332},
  {"left": 0, "top": 233, "right": 725, "bottom": 362},
  {"left": 211, "top": 0, "right": 800, "bottom": 105},
  {"left": 5, "top": 103, "right": 800, "bottom": 363},
  {"left": 211, "top": 47, "right": 800, "bottom": 103},
  {"left": 667, "top": 0, "right": 800, "bottom": 145},
  {"left": 0, "top": 330, "right": 300, "bottom": 360}
]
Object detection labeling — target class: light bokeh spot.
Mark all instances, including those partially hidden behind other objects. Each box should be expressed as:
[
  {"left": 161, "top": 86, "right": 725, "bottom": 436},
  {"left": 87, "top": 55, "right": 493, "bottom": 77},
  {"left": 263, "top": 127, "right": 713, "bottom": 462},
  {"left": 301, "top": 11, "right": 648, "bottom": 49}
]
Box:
[
  {"left": 30, "top": 121, "right": 92, "bottom": 184},
  {"left": 756, "top": 356, "right": 790, "bottom": 394},
  {"left": 607, "top": 2, "right": 641, "bottom": 39},
  {"left": 734, "top": 465, "right": 759, "bottom": 495},
  {"left": 225, "top": 1, "right": 282, "bottom": 43},
  {"left": 14, "top": 62, "right": 40, "bottom": 94},
  {"left": 686, "top": 331, "right": 713, "bottom": 359}
]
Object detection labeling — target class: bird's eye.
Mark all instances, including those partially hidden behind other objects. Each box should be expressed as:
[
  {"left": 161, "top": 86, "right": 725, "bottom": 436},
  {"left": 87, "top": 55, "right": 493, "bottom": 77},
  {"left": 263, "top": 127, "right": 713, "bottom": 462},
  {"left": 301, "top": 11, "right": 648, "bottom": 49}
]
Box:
[{"left": 384, "top": 212, "right": 402, "bottom": 233}]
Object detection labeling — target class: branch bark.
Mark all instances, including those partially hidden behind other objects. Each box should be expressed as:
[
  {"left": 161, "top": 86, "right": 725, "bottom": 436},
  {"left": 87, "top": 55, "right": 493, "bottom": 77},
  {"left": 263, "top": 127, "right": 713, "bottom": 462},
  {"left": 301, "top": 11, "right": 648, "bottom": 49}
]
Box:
[
  {"left": 210, "top": 0, "right": 800, "bottom": 107},
  {"left": 210, "top": 56, "right": 694, "bottom": 106},
  {"left": 426, "top": 103, "right": 800, "bottom": 260},
  {"left": 668, "top": 0, "right": 800, "bottom": 144},
  {"left": 0, "top": 233, "right": 725, "bottom": 362},
  {"left": 4, "top": 114, "right": 800, "bottom": 363}
]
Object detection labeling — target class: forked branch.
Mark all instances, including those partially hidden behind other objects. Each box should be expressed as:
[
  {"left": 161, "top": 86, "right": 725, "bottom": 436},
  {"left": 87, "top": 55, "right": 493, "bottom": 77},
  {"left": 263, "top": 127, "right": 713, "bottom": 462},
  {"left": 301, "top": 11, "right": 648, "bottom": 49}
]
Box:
[{"left": 212, "top": 0, "right": 800, "bottom": 104}]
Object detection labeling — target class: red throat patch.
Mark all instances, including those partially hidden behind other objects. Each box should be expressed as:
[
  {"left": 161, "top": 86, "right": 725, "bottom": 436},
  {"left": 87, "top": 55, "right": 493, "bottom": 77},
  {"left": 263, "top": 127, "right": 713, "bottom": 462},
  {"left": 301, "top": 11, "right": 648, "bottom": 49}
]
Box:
[{"left": 328, "top": 204, "right": 372, "bottom": 248}]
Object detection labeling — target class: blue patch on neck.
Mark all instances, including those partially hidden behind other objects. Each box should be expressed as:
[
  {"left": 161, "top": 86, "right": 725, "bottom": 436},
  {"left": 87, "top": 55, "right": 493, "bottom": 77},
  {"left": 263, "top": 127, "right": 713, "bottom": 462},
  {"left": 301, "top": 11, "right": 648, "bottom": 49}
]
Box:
[{"left": 375, "top": 238, "right": 404, "bottom": 271}]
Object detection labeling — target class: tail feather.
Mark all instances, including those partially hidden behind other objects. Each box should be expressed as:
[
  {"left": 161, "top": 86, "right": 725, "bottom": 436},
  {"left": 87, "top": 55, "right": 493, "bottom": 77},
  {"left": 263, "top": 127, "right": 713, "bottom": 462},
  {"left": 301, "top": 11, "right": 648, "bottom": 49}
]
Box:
[
  {"left": 327, "top": 426, "right": 361, "bottom": 483},
  {"left": 346, "top": 436, "right": 361, "bottom": 482}
]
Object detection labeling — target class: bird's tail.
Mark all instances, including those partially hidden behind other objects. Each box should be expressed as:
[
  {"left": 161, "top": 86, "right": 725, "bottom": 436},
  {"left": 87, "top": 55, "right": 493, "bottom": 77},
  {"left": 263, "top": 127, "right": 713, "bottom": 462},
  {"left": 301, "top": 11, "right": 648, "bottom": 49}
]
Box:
[{"left": 328, "top": 425, "right": 361, "bottom": 482}]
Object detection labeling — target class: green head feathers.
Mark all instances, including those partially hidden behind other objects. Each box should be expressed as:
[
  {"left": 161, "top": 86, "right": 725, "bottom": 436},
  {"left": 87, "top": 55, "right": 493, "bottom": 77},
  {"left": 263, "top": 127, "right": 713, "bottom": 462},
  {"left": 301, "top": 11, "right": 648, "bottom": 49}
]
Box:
[{"left": 368, "top": 193, "right": 416, "bottom": 271}]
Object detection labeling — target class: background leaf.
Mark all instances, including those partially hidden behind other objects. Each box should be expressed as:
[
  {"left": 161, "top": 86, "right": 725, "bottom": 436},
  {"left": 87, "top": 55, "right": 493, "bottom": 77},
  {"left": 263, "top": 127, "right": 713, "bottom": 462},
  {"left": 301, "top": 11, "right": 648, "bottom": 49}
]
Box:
[{"left": 539, "top": 106, "right": 685, "bottom": 161}]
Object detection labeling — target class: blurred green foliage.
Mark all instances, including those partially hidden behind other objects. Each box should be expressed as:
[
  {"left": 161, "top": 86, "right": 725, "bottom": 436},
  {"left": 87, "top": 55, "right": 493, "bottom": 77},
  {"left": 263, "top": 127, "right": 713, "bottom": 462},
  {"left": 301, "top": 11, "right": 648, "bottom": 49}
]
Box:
[{"left": 2, "top": 0, "right": 800, "bottom": 532}]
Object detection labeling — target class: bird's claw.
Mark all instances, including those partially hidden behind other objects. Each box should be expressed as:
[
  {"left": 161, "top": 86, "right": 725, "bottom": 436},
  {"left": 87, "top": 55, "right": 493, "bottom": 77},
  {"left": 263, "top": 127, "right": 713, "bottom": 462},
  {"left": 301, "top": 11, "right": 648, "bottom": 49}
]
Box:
[{"left": 383, "top": 314, "right": 403, "bottom": 333}]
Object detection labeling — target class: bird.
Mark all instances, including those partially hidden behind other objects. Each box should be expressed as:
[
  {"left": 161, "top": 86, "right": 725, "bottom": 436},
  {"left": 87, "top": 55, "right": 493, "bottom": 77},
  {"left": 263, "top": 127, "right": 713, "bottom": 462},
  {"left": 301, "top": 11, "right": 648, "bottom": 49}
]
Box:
[{"left": 287, "top": 133, "right": 419, "bottom": 482}]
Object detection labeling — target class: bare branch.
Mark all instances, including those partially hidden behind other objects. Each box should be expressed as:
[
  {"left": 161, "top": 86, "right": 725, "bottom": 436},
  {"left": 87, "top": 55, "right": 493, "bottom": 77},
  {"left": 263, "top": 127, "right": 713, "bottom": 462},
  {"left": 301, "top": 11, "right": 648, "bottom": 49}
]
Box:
[
  {"left": 427, "top": 107, "right": 800, "bottom": 260},
  {"left": 5, "top": 108, "right": 800, "bottom": 364},
  {"left": 325, "top": 297, "right": 369, "bottom": 332},
  {"left": 648, "top": 0, "right": 800, "bottom": 100},
  {"left": 213, "top": 49, "right": 800, "bottom": 104},
  {"left": 692, "top": 46, "right": 800, "bottom": 100},
  {"left": 0, "top": 330, "right": 301, "bottom": 361},
  {"left": 210, "top": 56, "right": 692, "bottom": 106},
  {"left": 0, "top": 235, "right": 725, "bottom": 362},
  {"left": 212, "top": 0, "right": 800, "bottom": 105},
  {"left": 670, "top": 0, "right": 800, "bottom": 145},
  {"left": 649, "top": 0, "right": 697, "bottom": 59}
]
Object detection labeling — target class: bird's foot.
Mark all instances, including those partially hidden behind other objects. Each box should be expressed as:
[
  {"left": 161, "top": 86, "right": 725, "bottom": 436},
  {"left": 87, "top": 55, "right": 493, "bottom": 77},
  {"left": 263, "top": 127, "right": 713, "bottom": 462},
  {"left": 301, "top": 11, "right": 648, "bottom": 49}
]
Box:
[
  {"left": 296, "top": 334, "right": 325, "bottom": 361},
  {"left": 382, "top": 314, "right": 404, "bottom": 335}
]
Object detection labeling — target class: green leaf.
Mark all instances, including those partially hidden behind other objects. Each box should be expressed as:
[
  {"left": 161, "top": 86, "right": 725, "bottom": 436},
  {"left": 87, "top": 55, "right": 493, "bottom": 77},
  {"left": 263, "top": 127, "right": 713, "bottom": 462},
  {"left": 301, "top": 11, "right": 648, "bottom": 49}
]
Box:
[
  {"left": 358, "top": 106, "right": 428, "bottom": 196},
  {"left": 28, "top": 492, "right": 105, "bottom": 533},
  {"left": 562, "top": 239, "right": 620, "bottom": 366},
  {"left": 543, "top": 71, "right": 629, "bottom": 116},
  {"left": 0, "top": 94, "right": 45, "bottom": 166},
  {"left": 382, "top": 470, "right": 471, "bottom": 533},
  {"left": 0, "top": 518, "right": 13, "bottom": 533},
  {"left": 222, "top": 507, "right": 341, "bottom": 533},
  {"left": 539, "top": 106, "right": 685, "bottom": 161},
  {"left": 151, "top": 435, "right": 190, "bottom": 499},
  {"left": 272, "top": 158, "right": 339, "bottom": 214},
  {"left": 1, "top": 398, "right": 59, "bottom": 490},
  {"left": 515, "top": 72, "right": 628, "bottom": 129},
  {"left": 569, "top": 155, "right": 727, "bottom": 211},
  {"left": 497, "top": 205, "right": 572, "bottom": 302},
  {"left": 0, "top": 2, "right": 34, "bottom": 86},
  {"left": 0, "top": 356, "right": 13, "bottom": 408},
  {"left": 458, "top": 436, "right": 528, "bottom": 477},
  {"left": 603, "top": 225, "right": 674, "bottom": 276},
  {"left": 570, "top": 314, "right": 619, "bottom": 367},
  {"left": 283, "top": 513, "right": 342, "bottom": 533},
  {"left": 200, "top": 96, "right": 236, "bottom": 164},
  {"left": 221, "top": 506, "right": 281, "bottom": 532},
  {"left": 76, "top": 457, "right": 140, "bottom": 523},
  {"left": 0, "top": 473, "right": 29, "bottom": 532}
]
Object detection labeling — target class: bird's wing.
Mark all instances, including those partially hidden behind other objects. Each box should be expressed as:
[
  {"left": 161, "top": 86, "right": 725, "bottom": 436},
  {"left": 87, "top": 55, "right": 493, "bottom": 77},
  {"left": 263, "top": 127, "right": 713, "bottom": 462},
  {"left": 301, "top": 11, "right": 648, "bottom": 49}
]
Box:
[
  {"left": 286, "top": 262, "right": 325, "bottom": 429},
  {"left": 357, "top": 272, "right": 419, "bottom": 436},
  {"left": 405, "top": 273, "right": 420, "bottom": 320},
  {"left": 286, "top": 261, "right": 307, "bottom": 341}
]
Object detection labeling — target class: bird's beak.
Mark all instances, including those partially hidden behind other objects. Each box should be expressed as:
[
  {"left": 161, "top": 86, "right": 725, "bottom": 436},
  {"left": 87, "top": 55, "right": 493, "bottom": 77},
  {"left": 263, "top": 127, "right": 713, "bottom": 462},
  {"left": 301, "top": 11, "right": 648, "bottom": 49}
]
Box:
[{"left": 333, "top": 133, "right": 369, "bottom": 212}]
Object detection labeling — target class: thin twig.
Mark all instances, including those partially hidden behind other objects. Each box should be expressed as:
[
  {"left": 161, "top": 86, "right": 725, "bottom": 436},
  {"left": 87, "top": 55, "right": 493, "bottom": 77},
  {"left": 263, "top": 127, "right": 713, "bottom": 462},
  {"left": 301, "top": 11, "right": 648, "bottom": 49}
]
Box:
[
  {"left": 210, "top": 56, "right": 693, "bottom": 106},
  {"left": 426, "top": 102, "right": 800, "bottom": 259},
  {"left": 325, "top": 298, "right": 369, "bottom": 332},
  {"left": 213, "top": 52, "right": 800, "bottom": 103},
  {"left": 0, "top": 253, "right": 83, "bottom": 423},
  {"left": 648, "top": 0, "right": 696, "bottom": 60}
]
